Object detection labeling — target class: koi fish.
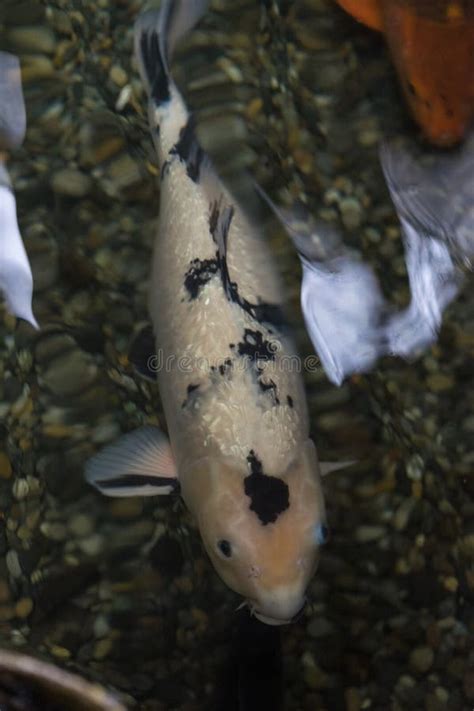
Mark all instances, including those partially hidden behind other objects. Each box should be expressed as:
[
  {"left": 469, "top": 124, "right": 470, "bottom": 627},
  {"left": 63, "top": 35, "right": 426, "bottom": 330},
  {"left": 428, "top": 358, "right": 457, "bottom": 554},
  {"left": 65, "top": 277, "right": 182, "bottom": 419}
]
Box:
[
  {"left": 86, "top": 0, "right": 337, "bottom": 625},
  {"left": 0, "top": 52, "right": 37, "bottom": 328},
  {"left": 334, "top": 0, "right": 474, "bottom": 146},
  {"left": 262, "top": 131, "right": 473, "bottom": 385}
]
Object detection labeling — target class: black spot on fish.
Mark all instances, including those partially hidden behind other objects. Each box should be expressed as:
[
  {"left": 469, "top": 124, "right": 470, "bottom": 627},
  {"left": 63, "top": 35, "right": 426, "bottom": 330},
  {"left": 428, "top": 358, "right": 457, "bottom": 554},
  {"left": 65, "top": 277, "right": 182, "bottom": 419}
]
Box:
[
  {"left": 287, "top": 395, "right": 293, "bottom": 408},
  {"left": 237, "top": 329, "right": 276, "bottom": 363},
  {"left": 251, "top": 303, "right": 286, "bottom": 327},
  {"left": 170, "top": 117, "right": 204, "bottom": 182},
  {"left": 184, "top": 257, "right": 219, "bottom": 299},
  {"left": 244, "top": 450, "right": 289, "bottom": 525},
  {"left": 182, "top": 382, "right": 200, "bottom": 408},
  {"left": 259, "top": 378, "right": 279, "bottom": 404},
  {"left": 219, "top": 358, "right": 233, "bottom": 376},
  {"left": 139, "top": 30, "right": 170, "bottom": 104},
  {"left": 209, "top": 200, "right": 286, "bottom": 329}
]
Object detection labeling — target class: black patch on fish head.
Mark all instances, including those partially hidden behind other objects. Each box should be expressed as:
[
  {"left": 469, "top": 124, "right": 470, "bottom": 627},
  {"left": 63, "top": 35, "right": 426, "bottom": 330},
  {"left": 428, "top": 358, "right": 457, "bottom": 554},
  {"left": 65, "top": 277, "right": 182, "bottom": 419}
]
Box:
[
  {"left": 244, "top": 450, "right": 289, "bottom": 525},
  {"left": 170, "top": 117, "right": 204, "bottom": 183},
  {"left": 184, "top": 257, "right": 219, "bottom": 299}
]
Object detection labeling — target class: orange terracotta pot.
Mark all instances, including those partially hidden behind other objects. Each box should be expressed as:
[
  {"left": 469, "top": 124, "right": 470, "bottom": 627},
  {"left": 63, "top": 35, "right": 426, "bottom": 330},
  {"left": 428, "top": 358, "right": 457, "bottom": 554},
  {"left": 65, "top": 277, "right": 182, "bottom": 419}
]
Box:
[{"left": 334, "top": 0, "right": 474, "bottom": 146}]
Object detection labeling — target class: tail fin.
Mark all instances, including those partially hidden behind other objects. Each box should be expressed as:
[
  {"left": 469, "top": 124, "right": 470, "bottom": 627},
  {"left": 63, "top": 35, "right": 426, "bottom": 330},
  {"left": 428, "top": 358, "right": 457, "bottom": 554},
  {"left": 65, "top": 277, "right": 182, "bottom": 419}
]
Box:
[
  {"left": 0, "top": 52, "right": 26, "bottom": 151},
  {"left": 134, "top": 1, "right": 210, "bottom": 105}
]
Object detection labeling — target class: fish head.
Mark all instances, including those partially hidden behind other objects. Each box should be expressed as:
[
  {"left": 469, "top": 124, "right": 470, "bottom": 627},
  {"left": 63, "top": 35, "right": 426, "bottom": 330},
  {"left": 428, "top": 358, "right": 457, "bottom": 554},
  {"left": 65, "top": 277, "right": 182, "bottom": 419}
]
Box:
[{"left": 184, "top": 439, "right": 327, "bottom": 625}]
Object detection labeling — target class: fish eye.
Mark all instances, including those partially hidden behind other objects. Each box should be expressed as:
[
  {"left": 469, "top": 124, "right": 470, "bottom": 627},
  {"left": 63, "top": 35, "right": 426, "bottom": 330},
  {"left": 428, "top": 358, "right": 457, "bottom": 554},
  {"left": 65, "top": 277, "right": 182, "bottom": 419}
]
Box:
[
  {"left": 314, "top": 523, "right": 330, "bottom": 546},
  {"left": 217, "top": 539, "right": 232, "bottom": 558}
]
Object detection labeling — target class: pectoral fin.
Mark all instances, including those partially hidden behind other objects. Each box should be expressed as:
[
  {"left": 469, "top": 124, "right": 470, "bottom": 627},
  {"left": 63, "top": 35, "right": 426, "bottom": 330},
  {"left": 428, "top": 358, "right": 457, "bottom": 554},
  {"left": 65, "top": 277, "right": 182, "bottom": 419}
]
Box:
[
  {"left": 300, "top": 255, "right": 389, "bottom": 385},
  {"left": 320, "top": 460, "right": 357, "bottom": 476},
  {"left": 85, "top": 425, "right": 179, "bottom": 497},
  {"left": 0, "top": 179, "right": 38, "bottom": 329}
]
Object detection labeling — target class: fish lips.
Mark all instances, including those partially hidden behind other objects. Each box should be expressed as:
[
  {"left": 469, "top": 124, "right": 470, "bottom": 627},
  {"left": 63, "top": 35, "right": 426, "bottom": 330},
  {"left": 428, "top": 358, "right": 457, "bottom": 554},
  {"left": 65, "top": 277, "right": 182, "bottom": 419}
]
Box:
[{"left": 250, "top": 598, "right": 307, "bottom": 626}]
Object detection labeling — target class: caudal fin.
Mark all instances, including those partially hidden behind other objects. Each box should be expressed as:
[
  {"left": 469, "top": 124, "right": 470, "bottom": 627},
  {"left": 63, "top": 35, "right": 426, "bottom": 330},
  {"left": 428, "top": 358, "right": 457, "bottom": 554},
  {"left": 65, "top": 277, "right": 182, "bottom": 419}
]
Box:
[{"left": 134, "top": 0, "right": 210, "bottom": 106}]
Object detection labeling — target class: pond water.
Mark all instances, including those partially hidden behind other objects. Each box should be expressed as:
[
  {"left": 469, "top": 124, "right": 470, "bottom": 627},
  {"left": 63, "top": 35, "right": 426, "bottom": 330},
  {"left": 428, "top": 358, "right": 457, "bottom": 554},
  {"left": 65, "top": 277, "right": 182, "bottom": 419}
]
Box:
[{"left": 0, "top": 1, "right": 473, "bottom": 709}]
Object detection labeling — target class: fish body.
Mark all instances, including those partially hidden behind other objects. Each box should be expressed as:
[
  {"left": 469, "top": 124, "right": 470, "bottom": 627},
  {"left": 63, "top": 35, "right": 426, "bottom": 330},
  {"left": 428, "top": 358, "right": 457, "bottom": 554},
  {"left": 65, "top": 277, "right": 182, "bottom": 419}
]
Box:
[
  {"left": 0, "top": 52, "right": 37, "bottom": 328},
  {"left": 87, "top": 1, "right": 329, "bottom": 625},
  {"left": 335, "top": 0, "right": 474, "bottom": 146}
]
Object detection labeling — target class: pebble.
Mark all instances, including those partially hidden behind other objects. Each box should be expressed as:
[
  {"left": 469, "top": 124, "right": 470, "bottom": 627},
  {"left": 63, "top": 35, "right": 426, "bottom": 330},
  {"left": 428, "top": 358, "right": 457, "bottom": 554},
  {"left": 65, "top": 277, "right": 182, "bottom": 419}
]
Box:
[
  {"left": 109, "top": 64, "right": 128, "bottom": 87},
  {"left": 21, "top": 54, "right": 55, "bottom": 82},
  {"left": 93, "top": 614, "right": 110, "bottom": 638},
  {"left": 0, "top": 581, "right": 11, "bottom": 604},
  {"left": 406, "top": 454, "right": 424, "bottom": 481},
  {"left": 79, "top": 119, "right": 126, "bottom": 166},
  {"left": 7, "top": 26, "right": 56, "bottom": 54},
  {"left": 40, "top": 521, "right": 68, "bottom": 542},
  {"left": 307, "top": 617, "right": 335, "bottom": 638},
  {"left": 0, "top": 605, "right": 15, "bottom": 622},
  {"left": 50, "top": 168, "right": 93, "bottom": 198},
  {"left": 78, "top": 533, "right": 105, "bottom": 556},
  {"left": 15, "top": 597, "right": 34, "bottom": 619},
  {"left": 339, "top": 196, "right": 363, "bottom": 231},
  {"left": 50, "top": 645, "right": 71, "bottom": 660},
  {"left": 409, "top": 645, "right": 434, "bottom": 674},
  {"left": 6, "top": 550, "right": 22, "bottom": 579},
  {"left": 41, "top": 349, "right": 98, "bottom": 397},
  {"left": 354, "top": 525, "right": 387, "bottom": 543},
  {"left": 68, "top": 513, "right": 95, "bottom": 538},
  {"left": 100, "top": 154, "right": 144, "bottom": 197},
  {"left": 109, "top": 498, "right": 144, "bottom": 519},
  {"left": 393, "top": 498, "right": 417, "bottom": 531},
  {"left": 91, "top": 421, "right": 121, "bottom": 444},
  {"left": 426, "top": 373, "right": 454, "bottom": 392},
  {"left": 303, "top": 663, "right": 330, "bottom": 690},
  {"left": 0, "top": 452, "right": 12, "bottom": 479},
  {"left": 28, "top": 239, "right": 59, "bottom": 292},
  {"left": 93, "top": 637, "right": 114, "bottom": 660},
  {"left": 12, "top": 478, "right": 29, "bottom": 501},
  {"left": 35, "top": 333, "right": 76, "bottom": 363}
]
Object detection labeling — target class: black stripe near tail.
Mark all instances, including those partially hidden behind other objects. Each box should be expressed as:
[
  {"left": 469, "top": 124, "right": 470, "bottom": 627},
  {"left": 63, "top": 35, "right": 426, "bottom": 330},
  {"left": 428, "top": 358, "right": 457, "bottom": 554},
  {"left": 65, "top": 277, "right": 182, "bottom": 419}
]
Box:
[
  {"left": 139, "top": 26, "right": 170, "bottom": 104},
  {"left": 134, "top": 1, "right": 210, "bottom": 106}
]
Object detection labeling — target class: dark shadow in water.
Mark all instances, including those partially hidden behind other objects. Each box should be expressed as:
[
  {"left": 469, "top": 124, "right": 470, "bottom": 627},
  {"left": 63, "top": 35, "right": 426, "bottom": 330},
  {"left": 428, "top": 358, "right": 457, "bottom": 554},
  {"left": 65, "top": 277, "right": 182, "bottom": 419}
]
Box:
[{"left": 208, "top": 609, "right": 284, "bottom": 711}]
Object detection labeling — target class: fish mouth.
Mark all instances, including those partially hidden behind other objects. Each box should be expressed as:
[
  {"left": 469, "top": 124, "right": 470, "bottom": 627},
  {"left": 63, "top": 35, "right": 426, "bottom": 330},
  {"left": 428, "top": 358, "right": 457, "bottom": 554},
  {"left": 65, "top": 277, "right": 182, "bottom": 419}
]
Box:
[
  {"left": 252, "top": 611, "right": 293, "bottom": 626},
  {"left": 249, "top": 599, "right": 307, "bottom": 626}
]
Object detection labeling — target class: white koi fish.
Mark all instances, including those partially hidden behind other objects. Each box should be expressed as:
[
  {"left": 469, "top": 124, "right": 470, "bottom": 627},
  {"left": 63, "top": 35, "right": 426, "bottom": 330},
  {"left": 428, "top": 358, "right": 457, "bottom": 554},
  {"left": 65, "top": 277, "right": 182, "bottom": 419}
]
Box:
[
  {"left": 86, "top": 0, "right": 336, "bottom": 625},
  {"left": 265, "top": 134, "right": 473, "bottom": 385},
  {"left": 0, "top": 52, "right": 37, "bottom": 329}
]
